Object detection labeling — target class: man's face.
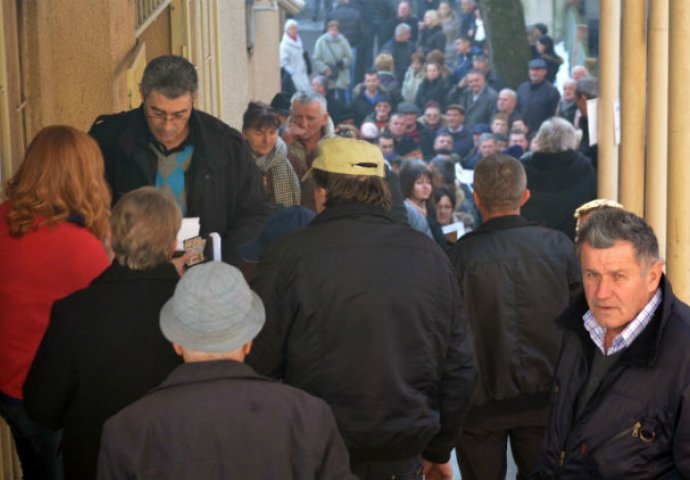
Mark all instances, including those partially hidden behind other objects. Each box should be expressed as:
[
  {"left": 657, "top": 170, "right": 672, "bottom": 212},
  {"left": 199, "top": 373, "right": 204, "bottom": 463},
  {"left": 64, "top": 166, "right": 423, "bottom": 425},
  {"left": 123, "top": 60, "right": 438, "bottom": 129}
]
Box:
[
  {"left": 455, "top": 38, "right": 470, "bottom": 55},
  {"left": 365, "top": 74, "right": 380, "bottom": 93},
  {"left": 497, "top": 91, "right": 516, "bottom": 113},
  {"left": 143, "top": 90, "right": 194, "bottom": 150},
  {"left": 509, "top": 132, "right": 528, "bottom": 150},
  {"left": 529, "top": 67, "right": 547, "bottom": 84},
  {"left": 434, "top": 134, "right": 453, "bottom": 152},
  {"left": 404, "top": 113, "right": 417, "bottom": 132},
  {"left": 563, "top": 81, "right": 577, "bottom": 101},
  {"left": 291, "top": 101, "right": 328, "bottom": 141},
  {"left": 467, "top": 73, "right": 485, "bottom": 94},
  {"left": 396, "top": 29, "right": 411, "bottom": 43},
  {"left": 378, "top": 137, "right": 394, "bottom": 156},
  {"left": 445, "top": 109, "right": 463, "bottom": 129},
  {"left": 479, "top": 139, "right": 495, "bottom": 157},
  {"left": 388, "top": 114, "right": 406, "bottom": 137},
  {"left": 581, "top": 240, "right": 662, "bottom": 339},
  {"left": 398, "top": 1, "right": 410, "bottom": 18},
  {"left": 491, "top": 118, "right": 507, "bottom": 135},
  {"left": 461, "top": 0, "right": 473, "bottom": 14}
]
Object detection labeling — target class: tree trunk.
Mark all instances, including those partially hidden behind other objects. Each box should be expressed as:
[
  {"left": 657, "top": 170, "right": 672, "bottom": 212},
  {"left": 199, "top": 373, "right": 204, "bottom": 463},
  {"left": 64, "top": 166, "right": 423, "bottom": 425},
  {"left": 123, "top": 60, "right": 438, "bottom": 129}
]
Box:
[{"left": 477, "top": 0, "right": 531, "bottom": 89}]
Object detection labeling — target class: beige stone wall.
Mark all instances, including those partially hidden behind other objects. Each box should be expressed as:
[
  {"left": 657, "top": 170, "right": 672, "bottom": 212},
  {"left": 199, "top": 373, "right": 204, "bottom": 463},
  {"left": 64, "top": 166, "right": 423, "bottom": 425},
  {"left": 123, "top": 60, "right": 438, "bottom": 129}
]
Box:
[
  {"left": 22, "top": 0, "right": 135, "bottom": 135},
  {"left": 249, "top": 1, "right": 281, "bottom": 104}
]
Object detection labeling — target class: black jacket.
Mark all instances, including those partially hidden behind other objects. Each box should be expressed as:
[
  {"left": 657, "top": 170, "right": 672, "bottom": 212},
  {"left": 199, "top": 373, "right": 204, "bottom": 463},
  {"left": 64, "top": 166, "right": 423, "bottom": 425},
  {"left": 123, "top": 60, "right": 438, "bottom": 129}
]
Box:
[
  {"left": 89, "top": 106, "right": 270, "bottom": 265},
  {"left": 417, "top": 25, "right": 446, "bottom": 55},
  {"left": 415, "top": 76, "right": 451, "bottom": 111},
  {"left": 246, "top": 202, "right": 476, "bottom": 464},
  {"left": 381, "top": 38, "right": 417, "bottom": 82},
  {"left": 521, "top": 149, "right": 597, "bottom": 240},
  {"left": 23, "top": 262, "right": 183, "bottom": 480},
  {"left": 98, "top": 361, "right": 356, "bottom": 479},
  {"left": 516, "top": 80, "right": 561, "bottom": 133},
  {"left": 533, "top": 276, "right": 690, "bottom": 478},
  {"left": 449, "top": 216, "right": 581, "bottom": 417}
]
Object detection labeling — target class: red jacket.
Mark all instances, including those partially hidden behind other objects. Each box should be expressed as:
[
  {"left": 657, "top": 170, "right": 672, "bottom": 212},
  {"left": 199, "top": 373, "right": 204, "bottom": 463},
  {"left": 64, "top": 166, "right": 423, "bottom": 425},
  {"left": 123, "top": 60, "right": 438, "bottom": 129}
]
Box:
[{"left": 0, "top": 201, "right": 109, "bottom": 399}]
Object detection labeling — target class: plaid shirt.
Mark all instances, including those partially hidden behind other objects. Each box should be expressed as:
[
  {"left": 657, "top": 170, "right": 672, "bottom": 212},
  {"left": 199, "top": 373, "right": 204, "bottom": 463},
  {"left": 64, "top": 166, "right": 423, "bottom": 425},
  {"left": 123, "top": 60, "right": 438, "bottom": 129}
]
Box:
[{"left": 583, "top": 288, "right": 662, "bottom": 356}]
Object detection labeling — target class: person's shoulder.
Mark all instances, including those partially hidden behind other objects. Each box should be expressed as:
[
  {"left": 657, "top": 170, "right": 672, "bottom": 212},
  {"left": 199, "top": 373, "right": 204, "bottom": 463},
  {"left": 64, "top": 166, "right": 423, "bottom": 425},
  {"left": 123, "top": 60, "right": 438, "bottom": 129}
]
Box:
[{"left": 89, "top": 109, "right": 138, "bottom": 142}]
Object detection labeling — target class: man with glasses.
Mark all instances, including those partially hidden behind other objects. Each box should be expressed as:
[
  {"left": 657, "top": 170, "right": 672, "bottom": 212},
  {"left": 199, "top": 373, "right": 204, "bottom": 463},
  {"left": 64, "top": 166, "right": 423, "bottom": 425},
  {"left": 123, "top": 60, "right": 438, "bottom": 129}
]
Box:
[{"left": 89, "top": 55, "right": 269, "bottom": 266}]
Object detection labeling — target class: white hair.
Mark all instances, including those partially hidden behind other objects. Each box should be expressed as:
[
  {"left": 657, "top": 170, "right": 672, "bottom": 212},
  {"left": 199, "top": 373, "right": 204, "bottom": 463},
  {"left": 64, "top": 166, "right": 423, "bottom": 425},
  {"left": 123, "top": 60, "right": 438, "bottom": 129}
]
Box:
[{"left": 535, "top": 117, "right": 578, "bottom": 153}]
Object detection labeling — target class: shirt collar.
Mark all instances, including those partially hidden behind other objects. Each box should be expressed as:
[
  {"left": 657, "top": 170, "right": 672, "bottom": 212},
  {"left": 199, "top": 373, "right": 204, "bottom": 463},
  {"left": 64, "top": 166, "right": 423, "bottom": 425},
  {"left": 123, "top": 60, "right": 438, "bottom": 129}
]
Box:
[{"left": 583, "top": 288, "right": 662, "bottom": 356}]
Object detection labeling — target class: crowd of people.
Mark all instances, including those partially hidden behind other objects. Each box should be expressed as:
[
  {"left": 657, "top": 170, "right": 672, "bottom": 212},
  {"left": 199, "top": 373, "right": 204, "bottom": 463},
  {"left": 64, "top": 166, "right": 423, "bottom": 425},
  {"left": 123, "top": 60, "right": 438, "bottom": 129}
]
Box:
[{"left": 1, "top": 2, "right": 689, "bottom": 479}]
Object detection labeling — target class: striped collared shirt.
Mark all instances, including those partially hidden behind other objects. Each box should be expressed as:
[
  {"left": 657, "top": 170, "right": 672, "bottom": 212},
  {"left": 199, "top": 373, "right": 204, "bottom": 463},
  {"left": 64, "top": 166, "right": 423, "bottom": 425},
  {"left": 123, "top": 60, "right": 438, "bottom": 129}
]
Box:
[{"left": 583, "top": 288, "right": 662, "bottom": 355}]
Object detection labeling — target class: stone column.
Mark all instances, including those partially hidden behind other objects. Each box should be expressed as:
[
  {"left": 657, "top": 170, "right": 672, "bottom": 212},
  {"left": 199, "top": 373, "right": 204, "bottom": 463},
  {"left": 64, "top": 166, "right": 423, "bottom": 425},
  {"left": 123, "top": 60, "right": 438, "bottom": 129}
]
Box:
[
  {"left": 597, "top": 0, "right": 621, "bottom": 200},
  {"left": 667, "top": 0, "right": 690, "bottom": 301},
  {"left": 646, "top": 0, "right": 668, "bottom": 260},
  {"left": 619, "top": 0, "right": 647, "bottom": 216}
]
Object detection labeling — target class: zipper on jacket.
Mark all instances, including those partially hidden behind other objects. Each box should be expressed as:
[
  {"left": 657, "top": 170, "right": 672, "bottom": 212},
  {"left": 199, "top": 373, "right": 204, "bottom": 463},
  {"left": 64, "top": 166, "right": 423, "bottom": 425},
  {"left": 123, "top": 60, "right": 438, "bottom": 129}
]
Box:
[
  {"left": 631, "top": 421, "right": 642, "bottom": 438},
  {"left": 559, "top": 450, "right": 565, "bottom": 466}
]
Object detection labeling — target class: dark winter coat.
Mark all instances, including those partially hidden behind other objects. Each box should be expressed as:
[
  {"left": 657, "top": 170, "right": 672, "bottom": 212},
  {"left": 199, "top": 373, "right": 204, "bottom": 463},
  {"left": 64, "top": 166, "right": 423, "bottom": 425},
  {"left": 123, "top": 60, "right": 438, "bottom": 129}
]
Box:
[
  {"left": 417, "top": 25, "right": 446, "bottom": 55},
  {"left": 23, "top": 262, "right": 183, "bottom": 480},
  {"left": 533, "top": 276, "right": 690, "bottom": 479},
  {"left": 246, "top": 202, "right": 477, "bottom": 465},
  {"left": 98, "top": 361, "right": 356, "bottom": 480},
  {"left": 516, "top": 79, "right": 561, "bottom": 133},
  {"left": 521, "top": 149, "right": 597, "bottom": 240},
  {"left": 415, "top": 76, "right": 451, "bottom": 111},
  {"left": 89, "top": 106, "right": 270, "bottom": 266},
  {"left": 449, "top": 215, "right": 581, "bottom": 416}
]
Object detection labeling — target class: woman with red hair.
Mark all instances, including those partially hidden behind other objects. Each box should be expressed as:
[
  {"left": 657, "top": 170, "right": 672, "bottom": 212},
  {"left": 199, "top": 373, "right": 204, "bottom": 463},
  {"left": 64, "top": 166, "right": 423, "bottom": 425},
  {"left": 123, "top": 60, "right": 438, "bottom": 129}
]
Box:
[{"left": 0, "top": 125, "right": 111, "bottom": 479}]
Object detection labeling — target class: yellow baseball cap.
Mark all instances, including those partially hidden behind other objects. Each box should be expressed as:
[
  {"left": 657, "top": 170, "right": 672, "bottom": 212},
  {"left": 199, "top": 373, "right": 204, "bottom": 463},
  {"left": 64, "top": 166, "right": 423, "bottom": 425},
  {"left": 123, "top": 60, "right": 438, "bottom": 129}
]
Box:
[{"left": 302, "top": 137, "right": 385, "bottom": 181}]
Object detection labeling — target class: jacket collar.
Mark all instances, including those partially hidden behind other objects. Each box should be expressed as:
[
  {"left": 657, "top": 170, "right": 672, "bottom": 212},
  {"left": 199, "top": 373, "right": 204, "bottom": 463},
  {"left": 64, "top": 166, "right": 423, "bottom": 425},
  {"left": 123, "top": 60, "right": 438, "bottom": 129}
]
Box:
[
  {"left": 94, "top": 260, "right": 180, "bottom": 285},
  {"left": 118, "top": 105, "right": 218, "bottom": 174},
  {"left": 556, "top": 275, "right": 674, "bottom": 368},
  {"left": 311, "top": 202, "right": 394, "bottom": 226},
  {"left": 154, "top": 360, "right": 272, "bottom": 392},
  {"left": 461, "top": 215, "right": 535, "bottom": 240}
]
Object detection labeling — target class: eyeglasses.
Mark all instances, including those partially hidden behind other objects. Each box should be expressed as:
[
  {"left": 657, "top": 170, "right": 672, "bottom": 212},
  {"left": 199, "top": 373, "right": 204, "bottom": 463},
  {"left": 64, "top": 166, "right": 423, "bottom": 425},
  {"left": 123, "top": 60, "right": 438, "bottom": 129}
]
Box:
[{"left": 145, "top": 106, "right": 190, "bottom": 124}]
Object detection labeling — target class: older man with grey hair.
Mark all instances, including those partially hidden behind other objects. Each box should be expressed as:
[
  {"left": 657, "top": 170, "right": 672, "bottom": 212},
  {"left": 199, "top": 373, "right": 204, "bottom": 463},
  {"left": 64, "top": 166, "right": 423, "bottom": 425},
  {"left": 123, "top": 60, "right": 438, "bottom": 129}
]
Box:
[
  {"left": 98, "top": 262, "right": 355, "bottom": 479},
  {"left": 283, "top": 89, "right": 335, "bottom": 211},
  {"left": 534, "top": 208, "right": 690, "bottom": 478},
  {"left": 89, "top": 55, "right": 269, "bottom": 266},
  {"left": 521, "top": 117, "right": 596, "bottom": 239},
  {"left": 381, "top": 23, "right": 416, "bottom": 82}
]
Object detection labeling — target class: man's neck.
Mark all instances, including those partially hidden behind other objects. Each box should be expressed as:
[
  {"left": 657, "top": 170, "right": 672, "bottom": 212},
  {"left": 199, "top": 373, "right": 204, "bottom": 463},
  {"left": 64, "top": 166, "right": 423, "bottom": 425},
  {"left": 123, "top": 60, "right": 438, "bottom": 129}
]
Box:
[{"left": 480, "top": 209, "right": 520, "bottom": 222}]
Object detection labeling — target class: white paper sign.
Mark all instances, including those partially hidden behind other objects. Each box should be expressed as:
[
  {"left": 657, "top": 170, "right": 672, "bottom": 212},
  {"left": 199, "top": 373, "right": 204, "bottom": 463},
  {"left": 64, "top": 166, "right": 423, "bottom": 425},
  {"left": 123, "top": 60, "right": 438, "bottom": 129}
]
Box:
[{"left": 613, "top": 100, "right": 621, "bottom": 146}]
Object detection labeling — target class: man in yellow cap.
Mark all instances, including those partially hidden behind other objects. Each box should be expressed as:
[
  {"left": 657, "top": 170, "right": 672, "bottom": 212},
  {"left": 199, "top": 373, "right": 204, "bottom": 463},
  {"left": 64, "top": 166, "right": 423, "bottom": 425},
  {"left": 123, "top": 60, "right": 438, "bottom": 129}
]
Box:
[{"left": 247, "top": 136, "right": 476, "bottom": 480}]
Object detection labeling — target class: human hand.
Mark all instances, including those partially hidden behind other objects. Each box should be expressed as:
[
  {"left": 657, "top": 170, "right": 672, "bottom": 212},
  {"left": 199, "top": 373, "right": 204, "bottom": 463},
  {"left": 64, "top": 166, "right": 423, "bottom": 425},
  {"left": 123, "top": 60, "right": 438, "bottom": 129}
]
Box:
[
  {"left": 422, "top": 460, "right": 453, "bottom": 480},
  {"left": 284, "top": 122, "right": 307, "bottom": 141},
  {"left": 170, "top": 250, "right": 195, "bottom": 277}
]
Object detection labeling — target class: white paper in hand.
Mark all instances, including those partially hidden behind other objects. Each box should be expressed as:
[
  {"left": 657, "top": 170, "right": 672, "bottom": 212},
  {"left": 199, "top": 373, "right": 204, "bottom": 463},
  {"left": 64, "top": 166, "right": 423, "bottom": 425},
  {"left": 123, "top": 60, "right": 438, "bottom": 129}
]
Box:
[{"left": 176, "top": 217, "right": 200, "bottom": 251}]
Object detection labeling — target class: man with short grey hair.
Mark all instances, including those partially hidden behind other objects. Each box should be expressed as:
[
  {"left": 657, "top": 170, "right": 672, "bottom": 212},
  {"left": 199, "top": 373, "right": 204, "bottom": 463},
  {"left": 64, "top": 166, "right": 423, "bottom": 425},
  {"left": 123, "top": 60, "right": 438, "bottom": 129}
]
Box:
[
  {"left": 89, "top": 55, "right": 269, "bottom": 266},
  {"left": 284, "top": 90, "right": 334, "bottom": 211},
  {"left": 381, "top": 23, "right": 416, "bottom": 82},
  {"left": 534, "top": 208, "right": 690, "bottom": 478},
  {"left": 98, "top": 262, "right": 355, "bottom": 479}
]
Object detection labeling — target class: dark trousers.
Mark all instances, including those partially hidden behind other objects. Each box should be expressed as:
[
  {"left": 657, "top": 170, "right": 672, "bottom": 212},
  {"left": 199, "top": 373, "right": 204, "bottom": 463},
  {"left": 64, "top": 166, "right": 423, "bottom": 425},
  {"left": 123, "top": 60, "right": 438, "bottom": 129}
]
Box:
[
  {"left": 0, "top": 394, "right": 63, "bottom": 480},
  {"left": 456, "top": 406, "right": 548, "bottom": 480},
  {"left": 351, "top": 457, "right": 422, "bottom": 480}
]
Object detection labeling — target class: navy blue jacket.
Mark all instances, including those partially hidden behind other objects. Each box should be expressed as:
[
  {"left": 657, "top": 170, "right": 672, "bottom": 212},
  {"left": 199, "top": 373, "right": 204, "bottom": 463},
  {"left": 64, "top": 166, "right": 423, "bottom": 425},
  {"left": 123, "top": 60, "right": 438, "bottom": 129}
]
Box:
[{"left": 533, "top": 276, "right": 690, "bottom": 478}]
